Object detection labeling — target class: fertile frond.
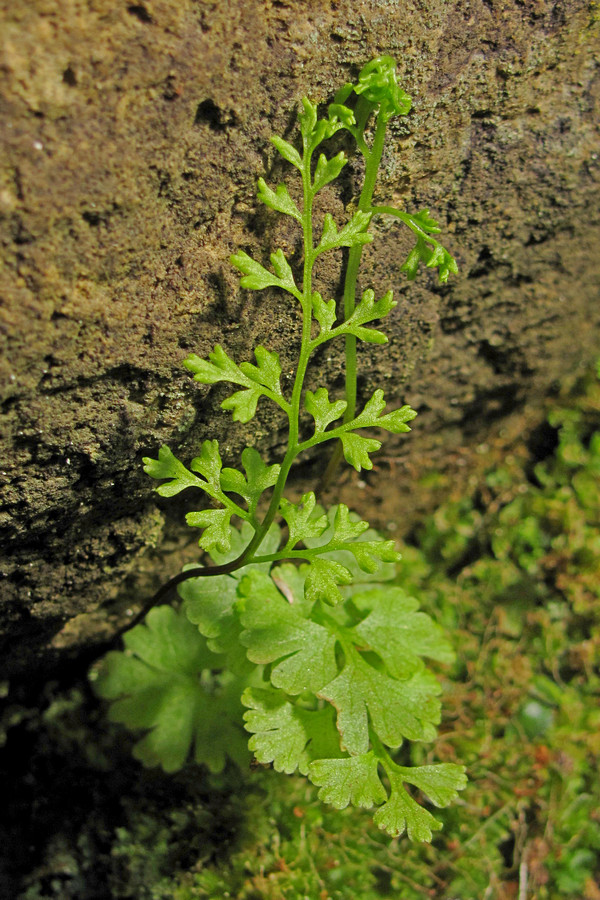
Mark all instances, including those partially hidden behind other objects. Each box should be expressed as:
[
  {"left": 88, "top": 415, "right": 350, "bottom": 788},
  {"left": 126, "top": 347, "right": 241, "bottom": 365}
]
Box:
[
  {"left": 354, "top": 56, "right": 412, "bottom": 122},
  {"left": 401, "top": 236, "right": 458, "bottom": 284},
  {"left": 257, "top": 178, "right": 302, "bottom": 221},
  {"left": 230, "top": 249, "right": 300, "bottom": 296},
  {"left": 184, "top": 344, "right": 288, "bottom": 423},
  {"left": 112, "top": 59, "right": 463, "bottom": 847},
  {"left": 311, "top": 291, "right": 338, "bottom": 334},
  {"left": 313, "top": 151, "right": 347, "bottom": 194},
  {"left": 143, "top": 445, "right": 205, "bottom": 498},
  {"left": 315, "top": 210, "right": 373, "bottom": 255},
  {"left": 270, "top": 135, "right": 302, "bottom": 170}
]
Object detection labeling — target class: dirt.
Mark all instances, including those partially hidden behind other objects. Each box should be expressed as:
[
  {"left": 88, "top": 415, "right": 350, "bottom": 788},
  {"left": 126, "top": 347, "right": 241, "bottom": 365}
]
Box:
[{"left": 1, "top": 0, "right": 599, "bottom": 682}]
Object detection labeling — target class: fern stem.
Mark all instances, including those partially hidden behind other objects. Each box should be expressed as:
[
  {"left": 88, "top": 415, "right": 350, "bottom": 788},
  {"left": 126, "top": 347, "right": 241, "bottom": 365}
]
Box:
[
  {"left": 221, "top": 130, "right": 317, "bottom": 567},
  {"left": 317, "top": 110, "right": 388, "bottom": 494}
]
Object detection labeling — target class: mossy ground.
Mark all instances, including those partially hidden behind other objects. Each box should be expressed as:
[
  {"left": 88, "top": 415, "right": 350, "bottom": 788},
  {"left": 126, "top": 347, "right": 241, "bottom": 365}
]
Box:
[{"left": 2, "top": 367, "right": 599, "bottom": 899}]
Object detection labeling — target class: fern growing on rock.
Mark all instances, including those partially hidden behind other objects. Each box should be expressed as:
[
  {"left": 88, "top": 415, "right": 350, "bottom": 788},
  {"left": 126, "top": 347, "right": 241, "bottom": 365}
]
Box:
[{"left": 93, "top": 57, "right": 465, "bottom": 840}]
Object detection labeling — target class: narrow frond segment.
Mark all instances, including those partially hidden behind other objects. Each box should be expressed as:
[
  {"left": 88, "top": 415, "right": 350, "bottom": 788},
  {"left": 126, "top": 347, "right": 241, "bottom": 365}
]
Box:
[
  {"left": 184, "top": 344, "right": 289, "bottom": 422},
  {"left": 230, "top": 249, "right": 300, "bottom": 297}
]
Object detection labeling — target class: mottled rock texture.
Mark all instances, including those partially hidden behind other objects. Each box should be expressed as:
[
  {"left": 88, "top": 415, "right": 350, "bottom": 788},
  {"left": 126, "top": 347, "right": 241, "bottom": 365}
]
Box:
[{"left": 1, "top": 0, "right": 599, "bottom": 679}]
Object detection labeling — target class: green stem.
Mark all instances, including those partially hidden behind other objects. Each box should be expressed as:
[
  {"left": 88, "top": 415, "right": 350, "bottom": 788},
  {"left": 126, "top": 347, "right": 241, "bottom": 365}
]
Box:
[
  {"left": 223, "top": 131, "right": 317, "bottom": 565},
  {"left": 344, "top": 115, "right": 386, "bottom": 422},
  {"left": 371, "top": 205, "right": 437, "bottom": 245},
  {"left": 344, "top": 113, "right": 387, "bottom": 418},
  {"left": 370, "top": 730, "right": 398, "bottom": 774},
  {"left": 317, "top": 109, "right": 388, "bottom": 494},
  {"left": 296, "top": 419, "right": 374, "bottom": 455},
  {"left": 219, "top": 494, "right": 251, "bottom": 522}
]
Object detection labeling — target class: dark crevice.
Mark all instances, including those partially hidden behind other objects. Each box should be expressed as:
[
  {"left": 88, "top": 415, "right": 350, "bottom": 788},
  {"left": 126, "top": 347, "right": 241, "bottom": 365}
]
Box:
[
  {"left": 469, "top": 244, "right": 495, "bottom": 278},
  {"left": 81, "top": 210, "right": 102, "bottom": 227},
  {"left": 194, "top": 99, "right": 224, "bottom": 130},
  {"left": 193, "top": 99, "right": 237, "bottom": 132},
  {"left": 524, "top": 419, "right": 560, "bottom": 486},
  {"left": 81, "top": 202, "right": 121, "bottom": 228},
  {"left": 478, "top": 340, "right": 509, "bottom": 375},
  {"left": 127, "top": 4, "right": 153, "bottom": 24},
  {"left": 524, "top": 230, "right": 553, "bottom": 246},
  {"left": 163, "top": 75, "right": 180, "bottom": 101},
  {"left": 12, "top": 219, "right": 34, "bottom": 245},
  {"left": 62, "top": 66, "right": 77, "bottom": 86},
  {"left": 446, "top": 538, "right": 486, "bottom": 580}
]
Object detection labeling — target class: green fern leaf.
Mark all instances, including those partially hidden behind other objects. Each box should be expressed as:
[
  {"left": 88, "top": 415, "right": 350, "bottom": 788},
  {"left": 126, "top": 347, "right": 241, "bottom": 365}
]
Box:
[
  {"left": 305, "top": 387, "right": 347, "bottom": 434},
  {"left": 184, "top": 344, "right": 246, "bottom": 385},
  {"left": 189, "top": 439, "right": 224, "bottom": 494},
  {"left": 316, "top": 210, "right": 373, "bottom": 254},
  {"left": 340, "top": 288, "right": 397, "bottom": 344},
  {"left": 142, "top": 445, "right": 203, "bottom": 497},
  {"left": 319, "top": 651, "right": 441, "bottom": 755},
  {"left": 93, "top": 606, "right": 249, "bottom": 773},
  {"left": 313, "top": 151, "right": 347, "bottom": 193},
  {"left": 257, "top": 178, "right": 301, "bottom": 220},
  {"left": 186, "top": 507, "right": 233, "bottom": 554},
  {"left": 242, "top": 687, "right": 342, "bottom": 774},
  {"left": 220, "top": 447, "right": 280, "bottom": 519},
  {"left": 179, "top": 568, "right": 249, "bottom": 675},
  {"left": 311, "top": 291, "right": 338, "bottom": 333},
  {"left": 270, "top": 135, "right": 302, "bottom": 170},
  {"left": 352, "top": 586, "right": 454, "bottom": 678},
  {"left": 230, "top": 249, "right": 299, "bottom": 295},
  {"left": 309, "top": 752, "right": 387, "bottom": 809},
  {"left": 238, "top": 570, "right": 338, "bottom": 694},
  {"left": 373, "top": 764, "right": 467, "bottom": 840},
  {"left": 304, "top": 556, "right": 354, "bottom": 605},
  {"left": 347, "top": 388, "right": 417, "bottom": 436},
  {"left": 309, "top": 753, "right": 466, "bottom": 841},
  {"left": 279, "top": 492, "right": 329, "bottom": 549},
  {"left": 410, "top": 208, "right": 442, "bottom": 234},
  {"left": 238, "top": 346, "right": 284, "bottom": 395},
  {"left": 185, "top": 344, "right": 287, "bottom": 423},
  {"left": 304, "top": 505, "right": 398, "bottom": 584},
  {"left": 340, "top": 432, "right": 382, "bottom": 471},
  {"left": 400, "top": 235, "right": 458, "bottom": 284}
]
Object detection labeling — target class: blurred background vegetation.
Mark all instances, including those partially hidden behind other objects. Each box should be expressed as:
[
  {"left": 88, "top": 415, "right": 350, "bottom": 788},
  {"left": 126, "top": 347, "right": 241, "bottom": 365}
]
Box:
[{"left": 2, "top": 364, "right": 599, "bottom": 900}]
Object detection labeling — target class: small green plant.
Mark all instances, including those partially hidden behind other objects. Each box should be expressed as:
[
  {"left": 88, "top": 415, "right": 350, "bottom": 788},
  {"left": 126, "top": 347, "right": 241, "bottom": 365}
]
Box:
[{"left": 93, "top": 58, "right": 465, "bottom": 840}]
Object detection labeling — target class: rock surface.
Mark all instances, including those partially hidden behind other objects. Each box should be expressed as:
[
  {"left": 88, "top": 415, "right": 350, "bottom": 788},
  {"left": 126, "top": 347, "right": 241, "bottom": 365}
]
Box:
[{"left": 1, "top": 0, "right": 599, "bottom": 679}]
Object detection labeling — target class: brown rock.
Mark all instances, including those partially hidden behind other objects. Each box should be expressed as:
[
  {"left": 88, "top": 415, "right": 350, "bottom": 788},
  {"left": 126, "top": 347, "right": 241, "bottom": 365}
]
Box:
[{"left": 1, "top": 0, "right": 599, "bottom": 680}]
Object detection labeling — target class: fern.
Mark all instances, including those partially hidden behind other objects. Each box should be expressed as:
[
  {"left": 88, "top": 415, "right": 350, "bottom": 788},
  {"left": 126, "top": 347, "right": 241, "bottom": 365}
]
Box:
[{"left": 92, "top": 57, "right": 465, "bottom": 840}]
